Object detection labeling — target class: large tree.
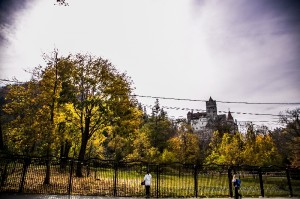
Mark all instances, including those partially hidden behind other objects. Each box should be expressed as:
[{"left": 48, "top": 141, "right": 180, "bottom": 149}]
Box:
[
  {"left": 3, "top": 50, "right": 73, "bottom": 184},
  {"left": 58, "top": 53, "right": 137, "bottom": 176},
  {"left": 3, "top": 51, "right": 140, "bottom": 177}
]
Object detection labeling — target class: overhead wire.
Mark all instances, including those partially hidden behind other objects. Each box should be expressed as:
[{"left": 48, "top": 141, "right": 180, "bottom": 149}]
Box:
[
  {"left": 0, "top": 78, "right": 297, "bottom": 125},
  {"left": 131, "top": 94, "right": 300, "bottom": 105},
  {"left": 141, "top": 103, "right": 281, "bottom": 117},
  {"left": 1, "top": 79, "right": 300, "bottom": 105},
  {"left": 141, "top": 103, "right": 282, "bottom": 125}
]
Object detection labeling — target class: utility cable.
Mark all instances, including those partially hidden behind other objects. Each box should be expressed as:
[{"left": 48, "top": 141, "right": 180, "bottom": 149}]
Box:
[
  {"left": 142, "top": 104, "right": 281, "bottom": 117},
  {"left": 1, "top": 79, "right": 299, "bottom": 105},
  {"left": 132, "top": 94, "right": 300, "bottom": 105}
]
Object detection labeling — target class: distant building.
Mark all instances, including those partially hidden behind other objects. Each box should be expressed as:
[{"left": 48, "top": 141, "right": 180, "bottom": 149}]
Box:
[{"left": 187, "top": 97, "right": 237, "bottom": 133}]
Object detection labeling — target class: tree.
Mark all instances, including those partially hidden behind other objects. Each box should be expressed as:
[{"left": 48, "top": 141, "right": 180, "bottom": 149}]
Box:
[
  {"left": 37, "top": 50, "right": 62, "bottom": 184},
  {"left": 278, "top": 108, "right": 300, "bottom": 166},
  {"left": 104, "top": 96, "right": 143, "bottom": 161},
  {"left": 147, "top": 99, "right": 174, "bottom": 154},
  {"left": 126, "top": 125, "right": 158, "bottom": 162},
  {"left": 205, "top": 132, "right": 241, "bottom": 165},
  {"left": 3, "top": 82, "right": 42, "bottom": 155},
  {"left": 3, "top": 50, "right": 74, "bottom": 183},
  {"left": 242, "top": 133, "right": 281, "bottom": 166},
  {"left": 57, "top": 53, "right": 137, "bottom": 176},
  {"left": 0, "top": 86, "right": 10, "bottom": 151},
  {"left": 167, "top": 122, "right": 201, "bottom": 164},
  {"left": 205, "top": 125, "right": 282, "bottom": 166},
  {"left": 3, "top": 51, "right": 141, "bottom": 175},
  {"left": 270, "top": 127, "right": 291, "bottom": 165}
]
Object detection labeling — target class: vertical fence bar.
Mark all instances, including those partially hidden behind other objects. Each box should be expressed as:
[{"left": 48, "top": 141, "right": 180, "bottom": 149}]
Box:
[
  {"left": 0, "top": 161, "right": 8, "bottom": 187},
  {"left": 286, "top": 166, "right": 293, "bottom": 197},
  {"left": 194, "top": 165, "right": 198, "bottom": 198},
  {"left": 3, "top": 155, "right": 300, "bottom": 198},
  {"left": 228, "top": 167, "right": 233, "bottom": 197},
  {"left": 258, "top": 168, "right": 264, "bottom": 197},
  {"left": 156, "top": 164, "right": 159, "bottom": 198},
  {"left": 113, "top": 162, "right": 118, "bottom": 197},
  {"left": 67, "top": 159, "right": 74, "bottom": 195}
]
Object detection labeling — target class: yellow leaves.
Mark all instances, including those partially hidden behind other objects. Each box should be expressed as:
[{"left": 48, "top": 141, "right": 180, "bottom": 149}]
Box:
[
  {"left": 161, "top": 149, "right": 177, "bottom": 163},
  {"left": 167, "top": 132, "right": 201, "bottom": 164},
  {"left": 240, "top": 133, "right": 282, "bottom": 166},
  {"left": 168, "top": 137, "right": 181, "bottom": 152}
]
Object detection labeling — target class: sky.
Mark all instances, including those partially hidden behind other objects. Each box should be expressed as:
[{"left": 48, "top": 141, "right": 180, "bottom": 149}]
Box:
[{"left": 0, "top": 0, "right": 300, "bottom": 131}]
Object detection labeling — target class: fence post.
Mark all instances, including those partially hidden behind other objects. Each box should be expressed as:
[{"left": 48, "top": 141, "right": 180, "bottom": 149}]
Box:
[
  {"left": 0, "top": 161, "right": 8, "bottom": 187},
  {"left": 286, "top": 166, "right": 293, "bottom": 197},
  {"left": 258, "top": 167, "right": 264, "bottom": 197},
  {"left": 67, "top": 159, "right": 74, "bottom": 195},
  {"left": 18, "top": 157, "right": 30, "bottom": 193},
  {"left": 194, "top": 165, "right": 198, "bottom": 198},
  {"left": 228, "top": 167, "right": 233, "bottom": 198},
  {"left": 113, "top": 162, "right": 118, "bottom": 197},
  {"left": 156, "top": 164, "right": 159, "bottom": 198}
]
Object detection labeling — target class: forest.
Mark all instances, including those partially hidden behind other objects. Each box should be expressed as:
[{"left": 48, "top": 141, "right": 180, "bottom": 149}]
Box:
[{"left": 0, "top": 51, "right": 299, "bottom": 177}]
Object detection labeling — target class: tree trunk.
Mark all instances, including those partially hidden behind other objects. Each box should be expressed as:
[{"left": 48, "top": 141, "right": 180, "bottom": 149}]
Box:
[
  {"left": 76, "top": 113, "right": 91, "bottom": 177},
  {"left": 43, "top": 149, "right": 51, "bottom": 184},
  {"left": 76, "top": 134, "right": 88, "bottom": 177},
  {"left": 60, "top": 140, "right": 71, "bottom": 171}
]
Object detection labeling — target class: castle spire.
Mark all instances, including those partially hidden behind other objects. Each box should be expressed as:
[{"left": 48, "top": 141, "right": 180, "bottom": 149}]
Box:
[{"left": 227, "top": 111, "right": 233, "bottom": 121}]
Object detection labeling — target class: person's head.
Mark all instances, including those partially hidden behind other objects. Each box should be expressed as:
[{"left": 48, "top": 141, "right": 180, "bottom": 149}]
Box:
[
  {"left": 147, "top": 170, "right": 150, "bottom": 174},
  {"left": 232, "top": 174, "right": 236, "bottom": 180}
]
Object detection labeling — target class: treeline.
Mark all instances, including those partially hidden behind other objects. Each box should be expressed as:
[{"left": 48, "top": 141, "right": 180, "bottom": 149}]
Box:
[{"left": 0, "top": 51, "right": 299, "bottom": 176}]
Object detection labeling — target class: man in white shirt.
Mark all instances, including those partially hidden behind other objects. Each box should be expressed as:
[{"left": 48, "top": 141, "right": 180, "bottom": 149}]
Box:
[{"left": 144, "top": 171, "right": 152, "bottom": 198}]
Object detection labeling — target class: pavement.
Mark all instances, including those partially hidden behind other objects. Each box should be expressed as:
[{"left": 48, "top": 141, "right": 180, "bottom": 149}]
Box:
[{"left": 0, "top": 193, "right": 299, "bottom": 199}]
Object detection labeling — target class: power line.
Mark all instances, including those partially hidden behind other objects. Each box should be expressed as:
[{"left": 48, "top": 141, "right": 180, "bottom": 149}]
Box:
[
  {"left": 141, "top": 104, "right": 281, "bottom": 117},
  {"left": 141, "top": 103, "right": 287, "bottom": 125},
  {"left": 1, "top": 79, "right": 299, "bottom": 105},
  {"left": 0, "top": 79, "right": 25, "bottom": 84},
  {"left": 132, "top": 94, "right": 300, "bottom": 105}
]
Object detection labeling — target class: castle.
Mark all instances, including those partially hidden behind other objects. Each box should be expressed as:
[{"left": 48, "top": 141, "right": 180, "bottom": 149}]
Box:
[{"left": 187, "top": 97, "right": 237, "bottom": 133}]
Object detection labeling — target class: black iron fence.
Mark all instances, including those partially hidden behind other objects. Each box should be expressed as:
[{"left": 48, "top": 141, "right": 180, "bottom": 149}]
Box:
[{"left": 0, "top": 156, "right": 299, "bottom": 197}]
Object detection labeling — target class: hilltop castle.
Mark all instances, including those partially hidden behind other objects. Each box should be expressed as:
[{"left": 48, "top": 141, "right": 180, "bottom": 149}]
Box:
[{"left": 187, "top": 97, "right": 237, "bottom": 133}]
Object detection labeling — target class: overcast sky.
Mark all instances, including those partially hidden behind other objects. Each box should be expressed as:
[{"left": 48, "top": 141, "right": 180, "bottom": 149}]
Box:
[{"left": 1, "top": 0, "right": 300, "bottom": 130}]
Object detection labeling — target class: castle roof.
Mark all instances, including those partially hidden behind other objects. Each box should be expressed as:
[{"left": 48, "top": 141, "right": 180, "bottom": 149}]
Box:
[
  {"left": 189, "top": 112, "right": 207, "bottom": 119},
  {"left": 227, "top": 111, "right": 234, "bottom": 121}
]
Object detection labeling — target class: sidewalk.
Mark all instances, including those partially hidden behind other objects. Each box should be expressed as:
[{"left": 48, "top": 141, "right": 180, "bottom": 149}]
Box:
[{"left": 0, "top": 193, "right": 299, "bottom": 199}]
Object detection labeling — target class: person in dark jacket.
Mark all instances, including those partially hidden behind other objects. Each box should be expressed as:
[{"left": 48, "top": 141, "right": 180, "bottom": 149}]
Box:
[{"left": 232, "top": 174, "right": 242, "bottom": 199}]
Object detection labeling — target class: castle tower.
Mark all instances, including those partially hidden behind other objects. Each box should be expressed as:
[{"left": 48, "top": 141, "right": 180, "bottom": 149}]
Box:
[{"left": 206, "top": 96, "right": 217, "bottom": 119}]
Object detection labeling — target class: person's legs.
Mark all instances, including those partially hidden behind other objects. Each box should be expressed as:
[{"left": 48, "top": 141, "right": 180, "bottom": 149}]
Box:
[
  {"left": 145, "top": 185, "right": 150, "bottom": 198},
  {"left": 234, "top": 187, "right": 239, "bottom": 199},
  {"left": 235, "top": 187, "right": 242, "bottom": 199}
]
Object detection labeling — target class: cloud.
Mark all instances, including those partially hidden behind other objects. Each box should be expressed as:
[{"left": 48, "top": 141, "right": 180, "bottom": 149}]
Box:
[
  {"left": 0, "top": 0, "right": 33, "bottom": 44},
  {"left": 0, "top": 0, "right": 299, "bottom": 129},
  {"left": 189, "top": 0, "right": 300, "bottom": 101}
]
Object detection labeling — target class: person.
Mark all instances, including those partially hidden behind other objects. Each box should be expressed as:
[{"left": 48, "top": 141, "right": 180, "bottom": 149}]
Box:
[
  {"left": 144, "top": 170, "right": 152, "bottom": 198},
  {"left": 232, "top": 174, "right": 242, "bottom": 199}
]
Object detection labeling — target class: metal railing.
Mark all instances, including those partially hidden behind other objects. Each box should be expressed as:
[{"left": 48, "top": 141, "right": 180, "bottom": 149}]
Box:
[{"left": 0, "top": 156, "right": 299, "bottom": 197}]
